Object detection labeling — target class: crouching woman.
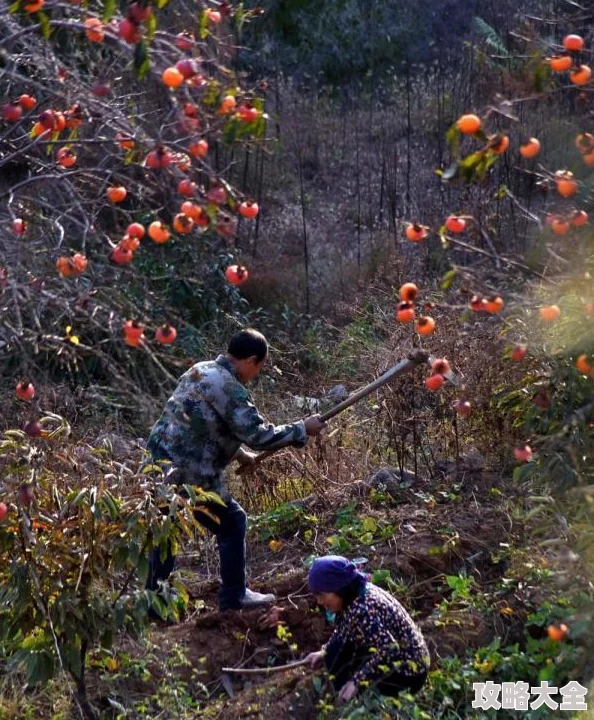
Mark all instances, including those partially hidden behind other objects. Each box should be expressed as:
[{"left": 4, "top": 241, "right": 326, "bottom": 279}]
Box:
[{"left": 305, "top": 556, "right": 430, "bottom": 703}]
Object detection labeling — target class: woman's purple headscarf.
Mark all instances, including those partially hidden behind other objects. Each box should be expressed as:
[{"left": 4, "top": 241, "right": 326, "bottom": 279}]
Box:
[{"left": 308, "top": 555, "right": 367, "bottom": 594}]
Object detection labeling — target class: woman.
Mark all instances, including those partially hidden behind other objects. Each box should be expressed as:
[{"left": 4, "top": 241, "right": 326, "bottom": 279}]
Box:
[{"left": 305, "top": 555, "right": 430, "bottom": 703}]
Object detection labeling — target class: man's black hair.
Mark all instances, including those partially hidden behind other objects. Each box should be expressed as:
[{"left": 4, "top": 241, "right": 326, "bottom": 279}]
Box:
[{"left": 227, "top": 328, "right": 268, "bottom": 362}]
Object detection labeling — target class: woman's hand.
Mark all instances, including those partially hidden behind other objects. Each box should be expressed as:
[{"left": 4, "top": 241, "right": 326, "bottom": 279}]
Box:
[
  {"left": 338, "top": 680, "right": 357, "bottom": 703},
  {"left": 304, "top": 650, "right": 326, "bottom": 669}
]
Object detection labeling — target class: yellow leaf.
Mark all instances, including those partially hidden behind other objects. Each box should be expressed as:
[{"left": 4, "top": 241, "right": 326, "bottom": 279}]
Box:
[{"left": 69, "top": 335, "right": 79, "bottom": 345}]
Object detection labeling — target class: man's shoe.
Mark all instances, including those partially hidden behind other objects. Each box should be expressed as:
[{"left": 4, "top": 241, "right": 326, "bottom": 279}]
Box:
[{"left": 240, "top": 588, "right": 276, "bottom": 609}]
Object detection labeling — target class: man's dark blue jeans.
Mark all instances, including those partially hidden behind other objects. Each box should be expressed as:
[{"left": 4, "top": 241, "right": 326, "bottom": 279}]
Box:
[{"left": 146, "top": 497, "right": 248, "bottom": 611}]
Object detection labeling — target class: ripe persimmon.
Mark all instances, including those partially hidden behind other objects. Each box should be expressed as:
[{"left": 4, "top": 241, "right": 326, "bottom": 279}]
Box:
[
  {"left": 116, "top": 133, "right": 135, "bottom": 151},
  {"left": 119, "top": 235, "right": 140, "bottom": 252},
  {"left": 550, "top": 217, "right": 570, "bottom": 235},
  {"left": 470, "top": 295, "right": 487, "bottom": 311},
  {"left": 145, "top": 147, "right": 171, "bottom": 169},
  {"left": 399, "top": 282, "right": 419, "bottom": 302},
  {"left": 126, "top": 222, "right": 145, "bottom": 239},
  {"left": 128, "top": 2, "right": 152, "bottom": 22},
  {"left": 514, "top": 445, "right": 533, "bottom": 462},
  {"left": 172, "top": 213, "right": 194, "bottom": 234},
  {"left": 205, "top": 8, "right": 221, "bottom": 22},
  {"left": 70, "top": 253, "right": 88, "bottom": 274},
  {"left": 485, "top": 295, "right": 504, "bottom": 313},
  {"left": 123, "top": 320, "right": 144, "bottom": 341},
  {"left": 225, "top": 265, "right": 248, "bottom": 285},
  {"left": 239, "top": 201, "right": 259, "bottom": 219},
  {"left": 575, "top": 133, "right": 594, "bottom": 153},
  {"left": 415, "top": 316, "right": 436, "bottom": 335},
  {"left": 2, "top": 104, "right": 22, "bottom": 122},
  {"left": 56, "top": 147, "right": 77, "bottom": 168},
  {"left": 549, "top": 55, "right": 573, "bottom": 72},
  {"left": 220, "top": 95, "right": 237, "bottom": 114},
  {"left": 445, "top": 215, "right": 466, "bottom": 233},
  {"left": 18, "top": 94, "right": 36, "bottom": 111},
  {"left": 175, "top": 59, "right": 197, "bottom": 79},
  {"left": 540, "top": 305, "right": 561, "bottom": 322},
  {"left": 178, "top": 179, "right": 197, "bottom": 197},
  {"left": 155, "top": 324, "right": 177, "bottom": 344},
  {"left": 512, "top": 344, "right": 527, "bottom": 362},
  {"left": 148, "top": 221, "right": 171, "bottom": 244},
  {"left": 583, "top": 151, "right": 594, "bottom": 167},
  {"left": 175, "top": 32, "right": 194, "bottom": 51},
  {"left": 16, "top": 380, "right": 35, "bottom": 401},
  {"left": 180, "top": 201, "right": 202, "bottom": 222},
  {"left": 12, "top": 218, "right": 26, "bottom": 235},
  {"left": 570, "top": 65, "right": 592, "bottom": 85},
  {"left": 24, "top": 0, "right": 44, "bottom": 11},
  {"left": 547, "top": 624, "right": 568, "bottom": 642},
  {"left": 519, "top": 137, "right": 541, "bottom": 158},
  {"left": 109, "top": 246, "right": 133, "bottom": 265},
  {"left": 162, "top": 67, "right": 184, "bottom": 88},
  {"left": 119, "top": 17, "right": 141, "bottom": 44},
  {"left": 107, "top": 186, "right": 127, "bottom": 203},
  {"left": 425, "top": 374, "right": 445, "bottom": 391},
  {"left": 576, "top": 354, "right": 592, "bottom": 375},
  {"left": 56, "top": 256, "right": 73, "bottom": 277},
  {"left": 84, "top": 17, "right": 105, "bottom": 42},
  {"left": 489, "top": 134, "right": 509, "bottom": 154},
  {"left": 405, "top": 223, "right": 428, "bottom": 242},
  {"left": 207, "top": 186, "right": 227, "bottom": 205},
  {"left": 563, "top": 34, "right": 584, "bottom": 52},
  {"left": 431, "top": 358, "right": 450, "bottom": 375},
  {"left": 556, "top": 171, "right": 578, "bottom": 197},
  {"left": 572, "top": 210, "right": 588, "bottom": 227},
  {"left": 65, "top": 103, "right": 83, "bottom": 129},
  {"left": 189, "top": 139, "right": 209, "bottom": 158},
  {"left": 396, "top": 301, "right": 415, "bottom": 323},
  {"left": 237, "top": 104, "right": 260, "bottom": 123},
  {"left": 456, "top": 114, "right": 481, "bottom": 134}
]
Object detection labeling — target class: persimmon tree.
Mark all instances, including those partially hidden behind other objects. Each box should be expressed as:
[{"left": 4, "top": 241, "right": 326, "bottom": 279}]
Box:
[
  {"left": 0, "top": 2, "right": 269, "bottom": 716},
  {"left": 395, "top": 13, "right": 594, "bottom": 650},
  {"left": 0, "top": 0, "right": 266, "bottom": 418}
]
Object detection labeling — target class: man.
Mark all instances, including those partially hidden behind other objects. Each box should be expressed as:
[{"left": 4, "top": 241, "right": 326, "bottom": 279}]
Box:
[{"left": 146, "top": 328, "right": 326, "bottom": 610}]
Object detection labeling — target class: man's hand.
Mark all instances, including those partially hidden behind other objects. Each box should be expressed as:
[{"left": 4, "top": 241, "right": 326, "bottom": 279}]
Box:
[
  {"left": 304, "top": 414, "right": 327, "bottom": 436},
  {"left": 337, "top": 680, "right": 357, "bottom": 703},
  {"left": 304, "top": 650, "right": 326, "bottom": 669}
]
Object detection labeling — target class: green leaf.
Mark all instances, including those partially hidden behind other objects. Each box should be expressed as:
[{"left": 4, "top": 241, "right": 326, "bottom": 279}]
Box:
[
  {"left": 157, "top": 0, "right": 170, "bottom": 7},
  {"left": 440, "top": 269, "right": 457, "bottom": 291},
  {"left": 24, "top": 650, "right": 55, "bottom": 684},
  {"left": 534, "top": 62, "right": 550, "bottom": 92},
  {"left": 145, "top": 12, "right": 157, "bottom": 41},
  {"left": 134, "top": 40, "right": 150, "bottom": 80},
  {"left": 361, "top": 517, "right": 377, "bottom": 533},
  {"left": 8, "top": 0, "right": 21, "bottom": 13},
  {"left": 37, "top": 10, "right": 52, "bottom": 38},
  {"left": 445, "top": 123, "right": 460, "bottom": 158},
  {"left": 102, "top": 0, "right": 116, "bottom": 22},
  {"left": 199, "top": 9, "right": 209, "bottom": 39}
]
